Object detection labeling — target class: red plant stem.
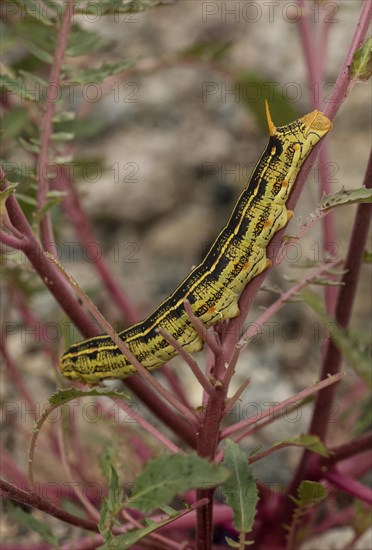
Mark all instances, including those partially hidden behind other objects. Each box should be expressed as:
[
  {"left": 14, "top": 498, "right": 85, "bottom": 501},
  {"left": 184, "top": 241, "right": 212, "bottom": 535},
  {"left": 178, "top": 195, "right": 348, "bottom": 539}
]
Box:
[
  {"left": 0, "top": 478, "right": 99, "bottom": 532},
  {"left": 302, "top": 149, "right": 371, "bottom": 442},
  {"left": 0, "top": 231, "right": 23, "bottom": 249},
  {"left": 326, "top": 432, "right": 372, "bottom": 465},
  {"left": 156, "top": 326, "right": 215, "bottom": 397},
  {"left": 56, "top": 167, "right": 190, "bottom": 407},
  {"left": 37, "top": 0, "right": 74, "bottom": 256},
  {"left": 324, "top": 470, "right": 372, "bottom": 505},
  {"left": 0, "top": 169, "right": 197, "bottom": 448},
  {"left": 196, "top": 385, "right": 227, "bottom": 550},
  {"left": 297, "top": 0, "right": 337, "bottom": 313},
  {"left": 220, "top": 372, "right": 343, "bottom": 440},
  {"left": 56, "top": 167, "right": 139, "bottom": 324}
]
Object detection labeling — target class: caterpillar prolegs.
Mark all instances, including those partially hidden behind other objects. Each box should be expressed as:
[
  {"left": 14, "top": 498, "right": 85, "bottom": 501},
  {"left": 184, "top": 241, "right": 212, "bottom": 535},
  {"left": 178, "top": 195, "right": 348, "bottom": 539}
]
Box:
[{"left": 60, "top": 103, "right": 332, "bottom": 383}]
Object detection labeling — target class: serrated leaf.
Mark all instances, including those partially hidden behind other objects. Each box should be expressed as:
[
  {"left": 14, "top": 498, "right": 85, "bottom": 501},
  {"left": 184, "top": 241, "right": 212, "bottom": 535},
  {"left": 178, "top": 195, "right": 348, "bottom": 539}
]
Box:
[
  {"left": 6, "top": 502, "right": 59, "bottom": 546},
  {"left": 221, "top": 440, "right": 258, "bottom": 533},
  {"left": 98, "top": 504, "right": 196, "bottom": 550},
  {"left": 127, "top": 453, "right": 230, "bottom": 513},
  {"left": 273, "top": 434, "right": 329, "bottom": 458},
  {"left": 70, "top": 59, "right": 136, "bottom": 84},
  {"left": 302, "top": 289, "right": 371, "bottom": 386},
  {"left": 48, "top": 387, "right": 131, "bottom": 407},
  {"left": 295, "top": 481, "right": 327, "bottom": 507},
  {"left": 320, "top": 186, "right": 372, "bottom": 211},
  {"left": 350, "top": 37, "right": 372, "bottom": 82}
]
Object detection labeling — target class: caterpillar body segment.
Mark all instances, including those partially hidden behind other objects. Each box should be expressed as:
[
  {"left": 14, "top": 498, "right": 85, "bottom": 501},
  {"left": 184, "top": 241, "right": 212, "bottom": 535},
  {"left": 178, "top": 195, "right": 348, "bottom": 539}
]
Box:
[{"left": 60, "top": 106, "right": 332, "bottom": 382}]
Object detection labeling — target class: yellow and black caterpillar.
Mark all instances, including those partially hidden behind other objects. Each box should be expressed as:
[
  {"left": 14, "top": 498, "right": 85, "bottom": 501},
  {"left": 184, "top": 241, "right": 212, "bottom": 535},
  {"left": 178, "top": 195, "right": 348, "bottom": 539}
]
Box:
[{"left": 60, "top": 104, "right": 332, "bottom": 383}]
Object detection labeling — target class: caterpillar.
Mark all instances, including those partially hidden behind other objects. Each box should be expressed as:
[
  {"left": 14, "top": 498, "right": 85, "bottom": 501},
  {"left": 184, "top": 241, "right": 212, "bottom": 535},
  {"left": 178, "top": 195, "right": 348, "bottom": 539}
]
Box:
[{"left": 60, "top": 103, "right": 332, "bottom": 383}]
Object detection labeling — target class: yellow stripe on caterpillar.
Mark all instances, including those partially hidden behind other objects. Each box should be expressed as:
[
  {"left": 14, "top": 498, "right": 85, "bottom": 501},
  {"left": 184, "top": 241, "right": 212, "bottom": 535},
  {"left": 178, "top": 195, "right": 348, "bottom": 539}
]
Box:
[{"left": 60, "top": 103, "right": 332, "bottom": 383}]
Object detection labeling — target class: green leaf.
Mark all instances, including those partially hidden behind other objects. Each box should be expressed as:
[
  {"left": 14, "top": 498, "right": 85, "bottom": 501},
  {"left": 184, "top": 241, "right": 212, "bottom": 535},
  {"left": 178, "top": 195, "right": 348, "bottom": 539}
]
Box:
[
  {"left": 221, "top": 440, "right": 258, "bottom": 533},
  {"left": 18, "top": 69, "right": 49, "bottom": 87},
  {"left": 292, "top": 481, "right": 327, "bottom": 507},
  {"left": 14, "top": 0, "right": 54, "bottom": 25},
  {"left": 50, "top": 132, "right": 75, "bottom": 141},
  {"left": 107, "top": 465, "right": 120, "bottom": 512},
  {"left": 98, "top": 504, "right": 197, "bottom": 550},
  {"left": 70, "top": 59, "right": 136, "bottom": 84},
  {"left": 235, "top": 71, "right": 298, "bottom": 132},
  {"left": 32, "top": 197, "right": 62, "bottom": 226},
  {"left": 350, "top": 37, "right": 372, "bottom": 82},
  {"left": 52, "top": 111, "right": 76, "bottom": 123},
  {"left": 0, "top": 185, "right": 18, "bottom": 224},
  {"left": 100, "top": 444, "right": 119, "bottom": 481},
  {"left": 273, "top": 434, "right": 330, "bottom": 458},
  {"left": 353, "top": 500, "right": 372, "bottom": 533},
  {"left": 24, "top": 41, "right": 54, "bottom": 64},
  {"left": 76, "top": 0, "right": 168, "bottom": 16},
  {"left": 1, "top": 107, "right": 28, "bottom": 140},
  {"left": 127, "top": 453, "right": 230, "bottom": 513},
  {"left": 364, "top": 250, "right": 372, "bottom": 263},
  {"left": 0, "top": 75, "right": 40, "bottom": 102},
  {"left": 18, "top": 136, "right": 40, "bottom": 153},
  {"left": 98, "top": 462, "right": 122, "bottom": 541},
  {"left": 15, "top": 192, "right": 38, "bottom": 207},
  {"left": 67, "top": 26, "right": 111, "bottom": 56},
  {"left": 6, "top": 502, "right": 59, "bottom": 546},
  {"left": 302, "top": 289, "right": 371, "bottom": 387},
  {"left": 226, "top": 536, "right": 254, "bottom": 548},
  {"left": 48, "top": 387, "right": 131, "bottom": 407},
  {"left": 320, "top": 186, "right": 372, "bottom": 210}
]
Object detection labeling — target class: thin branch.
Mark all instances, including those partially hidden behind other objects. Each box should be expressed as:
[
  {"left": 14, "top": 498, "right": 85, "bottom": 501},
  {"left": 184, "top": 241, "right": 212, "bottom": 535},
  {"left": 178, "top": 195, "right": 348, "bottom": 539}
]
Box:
[
  {"left": 156, "top": 326, "right": 215, "bottom": 397},
  {"left": 49, "top": 254, "right": 199, "bottom": 428},
  {"left": 0, "top": 170, "right": 197, "bottom": 448},
  {"left": 56, "top": 424, "right": 100, "bottom": 522},
  {"left": 0, "top": 230, "right": 24, "bottom": 249},
  {"left": 220, "top": 372, "right": 344, "bottom": 440},
  {"left": 297, "top": 0, "right": 337, "bottom": 313},
  {"left": 183, "top": 299, "right": 222, "bottom": 356},
  {"left": 224, "top": 378, "right": 251, "bottom": 416},
  {"left": 326, "top": 432, "right": 372, "bottom": 465},
  {"left": 309, "top": 149, "right": 372, "bottom": 438},
  {"left": 239, "top": 261, "right": 341, "bottom": 349},
  {"left": 111, "top": 398, "right": 182, "bottom": 454},
  {"left": 56, "top": 166, "right": 139, "bottom": 324},
  {"left": 0, "top": 478, "right": 99, "bottom": 532},
  {"left": 37, "top": 0, "right": 74, "bottom": 255},
  {"left": 324, "top": 470, "right": 372, "bottom": 505}
]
